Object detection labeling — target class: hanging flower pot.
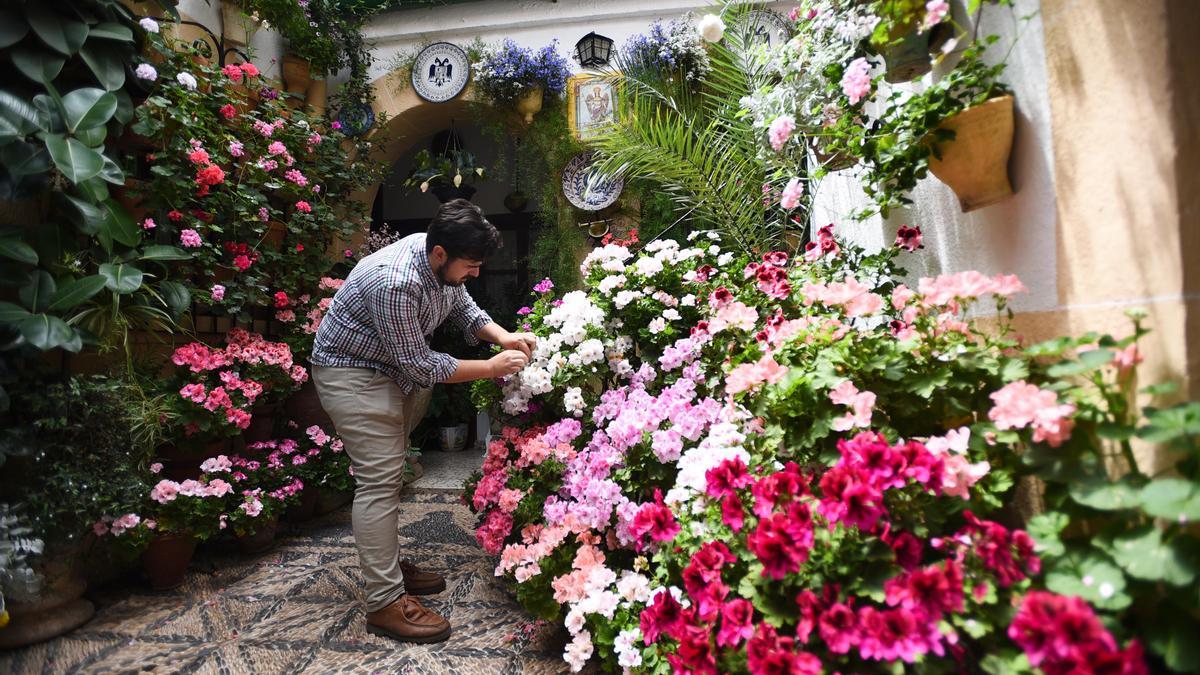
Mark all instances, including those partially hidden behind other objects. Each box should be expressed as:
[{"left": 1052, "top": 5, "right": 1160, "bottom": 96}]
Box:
[
  {"left": 281, "top": 55, "right": 312, "bottom": 96},
  {"left": 927, "top": 95, "right": 1016, "bottom": 212},
  {"left": 515, "top": 85, "right": 544, "bottom": 124},
  {"left": 810, "top": 137, "right": 856, "bottom": 172},
  {"left": 431, "top": 183, "right": 477, "bottom": 203},
  {"left": 235, "top": 515, "right": 279, "bottom": 554},
  {"left": 504, "top": 190, "right": 529, "bottom": 213},
  {"left": 141, "top": 532, "right": 198, "bottom": 591}
]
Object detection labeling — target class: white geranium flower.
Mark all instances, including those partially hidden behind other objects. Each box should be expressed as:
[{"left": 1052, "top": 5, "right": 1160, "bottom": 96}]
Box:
[
  {"left": 135, "top": 63, "right": 157, "bottom": 81},
  {"left": 139, "top": 17, "right": 159, "bottom": 33},
  {"left": 697, "top": 14, "right": 726, "bottom": 42},
  {"left": 176, "top": 72, "right": 198, "bottom": 90}
]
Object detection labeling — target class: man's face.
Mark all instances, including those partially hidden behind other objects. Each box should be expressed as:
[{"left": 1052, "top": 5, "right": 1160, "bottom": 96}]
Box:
[{"left": 431, "top": 245, "right": 483, "bottom": 286}]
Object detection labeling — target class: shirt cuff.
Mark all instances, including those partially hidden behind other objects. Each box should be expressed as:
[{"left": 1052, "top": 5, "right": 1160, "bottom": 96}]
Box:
[{"left": 461, "top": 311, "right": 493, "bottom": 346}]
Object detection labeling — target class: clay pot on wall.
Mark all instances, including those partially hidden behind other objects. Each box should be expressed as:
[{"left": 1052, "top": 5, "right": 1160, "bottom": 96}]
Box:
[
  {"left": 235, "top": 515, "right": 279, "bottom": 554},
  {"left": 221, "top": 3, "right": 261, "bottom": 46},
  {"left": 281, "top": 55, "right": 312, "bottom": 97},
  {"left": 515, "top": 86, "right": 544, "bottom": 124},
  {"left": 927, "top": 94, "right": 1016, "bottom": 212},
  {"left": 305, "top": 78, "right": 328, "bottom": 115},
  {"left": 263, "top": 220, "right": 287, "bottom": 249}
]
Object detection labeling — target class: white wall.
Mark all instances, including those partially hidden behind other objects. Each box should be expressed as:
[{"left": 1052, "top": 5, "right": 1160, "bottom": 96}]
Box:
[{"left": 811, "top": 0, "right": 1056, "bottom": 314}]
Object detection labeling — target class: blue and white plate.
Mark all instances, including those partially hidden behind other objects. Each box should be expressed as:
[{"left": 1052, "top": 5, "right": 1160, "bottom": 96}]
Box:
[
  {"left": 562, "top": 152, "right": 624, "bottom": 211},
  {"left": 411, "top": 42, "right": 470, "bottom": 103}
]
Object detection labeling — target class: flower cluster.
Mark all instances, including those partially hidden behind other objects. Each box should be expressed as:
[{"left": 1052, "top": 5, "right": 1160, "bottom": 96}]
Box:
[
  {"left": 465, "top": 227, "right": 1151, "bottom": 672},
  {"left": 622, "top": 15, "right": 713, "bottom": 82},
  {"left": 472, "top": 39, "right": 572, "bottom": 103}
]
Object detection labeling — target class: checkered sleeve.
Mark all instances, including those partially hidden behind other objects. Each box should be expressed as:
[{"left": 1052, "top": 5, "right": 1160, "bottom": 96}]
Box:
[
  {"left": 448, "top": 287, "right": 493, "bottom": 346},
  {"left": 366, "top": 285, "right": 458, "bottom": 388}
]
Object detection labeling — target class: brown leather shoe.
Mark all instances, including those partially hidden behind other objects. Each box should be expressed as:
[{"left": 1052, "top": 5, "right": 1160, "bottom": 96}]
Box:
[
  {"left": 399, "top": 559, "right": 447, "bottom": 596},
  {"left": 366, "top": 594, "right": 451, "bottom": 643}
]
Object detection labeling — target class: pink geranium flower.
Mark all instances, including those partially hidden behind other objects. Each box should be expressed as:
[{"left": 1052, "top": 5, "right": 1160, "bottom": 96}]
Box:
[{"left": 841, "top": 57, "right": 872, "bottom": 104}]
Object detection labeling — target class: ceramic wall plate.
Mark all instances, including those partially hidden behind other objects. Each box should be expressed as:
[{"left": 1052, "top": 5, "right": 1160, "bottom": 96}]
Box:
[
  {"left": 411, "top": 42, "right": 470, "bottom": 103},
  {"left": 741, "top": 9, "right": 791, "bottom": 48},
  {"left": 562, "top": 152, "right": 624, "bottom": 211}
]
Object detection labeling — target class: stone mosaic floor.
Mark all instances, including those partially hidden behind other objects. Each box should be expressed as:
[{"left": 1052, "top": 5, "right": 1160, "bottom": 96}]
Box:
[
  {"left": 0, "top": 492, "right": 573, "bottom": 674},
  {"left": 410, "top": 447, "right": 486, "bottom": 492}
]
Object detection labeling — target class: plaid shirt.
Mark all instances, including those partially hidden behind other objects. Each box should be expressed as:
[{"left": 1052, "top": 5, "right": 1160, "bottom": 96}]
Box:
[{"left": 311, "top": 233, "right": 492, "bottom": 392}]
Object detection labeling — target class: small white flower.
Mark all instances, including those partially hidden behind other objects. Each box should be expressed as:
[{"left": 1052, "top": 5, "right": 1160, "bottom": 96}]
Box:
[
  {"left": 1098, "top": 582, "right": 1115, "bottom": 599},
  {"left": 176, "top": 72, "right": 198, "bottom": 90},
  {"left": 697, "top": 14, "right": 726, "bottom": 42},
  {"left": 139, "top": 17, "right": 159, "bottom": 33},
  {"left": 648, "top": 317, "right": 667, "bottom": 334},
  {"left": 135, "top": 63, "right": 157, "bottom": 81}
]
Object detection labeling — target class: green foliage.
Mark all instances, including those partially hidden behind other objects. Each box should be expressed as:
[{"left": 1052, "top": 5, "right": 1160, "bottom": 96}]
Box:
[{"left": 402, "top": 148, "right": 487, "bottom": 193}]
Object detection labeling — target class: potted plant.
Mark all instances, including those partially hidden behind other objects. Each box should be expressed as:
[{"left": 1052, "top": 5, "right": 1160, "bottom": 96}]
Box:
[
  {"left": 128, "top": 475, "right": 227, "bottom": 590},
  {"left": 403, "top": 149, "right": 488, "bottom": 203},
  {"left": 217, "top": 454, "right": 300, "bottom": 554},
  {"left": 246, "top": 423, "right": 334, "bottom": 522},
  {"left": 472, "top": 39, "right": 571, "bottom": 123},
  {"left": 865, "top": 0, "right": 953, "bottom": 82},
  {"left": 428, "top": 383, "right": 475, "bottom": 452}
]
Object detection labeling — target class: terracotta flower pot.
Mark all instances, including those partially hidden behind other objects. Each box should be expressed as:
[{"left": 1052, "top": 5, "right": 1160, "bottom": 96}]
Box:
[
  {"left": 515, "top": 86, "right": 544, "bottom": 124},
  {"left": 305, "top": 78, "right": 328, "bottom": 115},
  {"left": 235, "top": 515, "right": 279, "bottom": 554},
  {"left": 113, "top": 179, "right": 149, "bottom": 222},
  {"left": 242, "top": 402, "right": 279, "bottom": 444},
  {"left": 928, "top": 95, "right": 1016, "bottom": 212},
  {"left": 284, "top": 485, "right": 319, "bottom": 523},
  {"left": 157, "top": 437, "right": 232, "bottom": 481},
  {"left": 283, "top": 379, "right": 334, "bottom": 431},
  {"left": 262, "top": 220, "right": 287, "bottom": 249},
  {"left": 315, "top": 487, "right": 353, "bottom": 515},
  {"left": 221, "top": 3, "right": 261, "bottom": 46},
  {"left": 0, "top": 552, "right": 94, "bottom": 649},
  {"left": 281, "top": 55, "right": 312, "bottom": 96},
  {"left": 141, "top": 532, "right": 198, "bottom": 591}
]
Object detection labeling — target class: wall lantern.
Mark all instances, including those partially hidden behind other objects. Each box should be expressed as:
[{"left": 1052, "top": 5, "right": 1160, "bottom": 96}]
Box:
[{"left": 574, "top": 32, "right": 615, "bottom": 69}]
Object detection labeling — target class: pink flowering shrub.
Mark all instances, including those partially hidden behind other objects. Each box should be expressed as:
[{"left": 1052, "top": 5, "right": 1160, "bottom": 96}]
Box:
[
  {"left": 464, "top": 229, "right": 1194, "bottom": 672},
  {"left": 166, "top": 329, "right": 306, "bottom": 439}
]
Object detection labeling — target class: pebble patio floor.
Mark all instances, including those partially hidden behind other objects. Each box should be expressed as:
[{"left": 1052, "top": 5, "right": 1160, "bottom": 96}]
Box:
[{"left": 0, "top": 450, "right": 577, "bottom": 674}]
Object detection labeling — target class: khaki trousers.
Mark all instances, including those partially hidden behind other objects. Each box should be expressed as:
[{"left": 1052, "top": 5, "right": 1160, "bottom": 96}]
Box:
[{"left": 312, "top": 365, "right": 431, "bottom": 612}]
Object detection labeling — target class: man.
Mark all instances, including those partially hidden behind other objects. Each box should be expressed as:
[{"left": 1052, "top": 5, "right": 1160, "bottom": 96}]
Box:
[{"left": 311, "top": 199, "right": 533, "bottom": 644}]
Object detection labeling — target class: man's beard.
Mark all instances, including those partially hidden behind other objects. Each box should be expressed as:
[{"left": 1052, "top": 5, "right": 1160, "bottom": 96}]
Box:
[{"left": 435, "top": 265, "right": 465, "bottom": 287}]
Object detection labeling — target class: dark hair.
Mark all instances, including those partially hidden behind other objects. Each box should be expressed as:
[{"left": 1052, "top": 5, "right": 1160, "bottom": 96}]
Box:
[{"left": 426, "top": 199, "right": 501, "bottom": 261}]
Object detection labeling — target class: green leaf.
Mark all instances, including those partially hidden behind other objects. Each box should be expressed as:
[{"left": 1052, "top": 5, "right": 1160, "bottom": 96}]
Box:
[
  {"left": 112, "top": 89, "right": 133, "bottom": 125},
  {"left": 1047, "top": 348, "right": 1113, "bottom": 377},
  {"left": 18, "top": 270, "right": 55, "bottom": 312},
  {"left": 0, "top": 301, "right": 31, "bottom": 323},
  {"left": 97, "top": 153, "right": 123, "bottom": 184},
  {"left": 907, "top": 369, "right": 951, "bottom": 398},
  {"left": 1026, "top": 511, "right": 1068, "bottom": 557},
  {"left": 19, "top": 313, "right": 76, "bottom": 350},
  {"left": 1110, "top": 526, "right": 1196, "bottom": 586},
  {"left": 1025, "top": 336, "right": 1072, "bottom": 357},
  {"left": 98, "top": 263, "right": 143, "bottom": 294},
  {"left": 1096, "top": 422, "right": 1135, "bottom": 441},
  {"left": 76, "top": 125, "right": 108, "bottom": 147},
  {"left": 1138, "top": 403, "right": 1200, "bottom": 444},
  {"left": 1140, "top": 478, "right": 1200, "bottom": 523},
  {"left": 139, "top": 245, "right": 192, "bottom": 261},
  {"left": 0, "top": 9, "right": 29, "bottom": 49},
  {"left": 0, "top": 238, "right": 37, "bottom": 265},
  {"left": 1045, "top": 549, "right": 1131, "bottom": 611},
  {"left": 1069, "top": 475, "right": 1142, "bottom": 511},
  {"left": 0, "top": 140, "right": 50, "bottom": 178},
  {"left": 980, "top": 651, "right": 1032, "bottom": 675},
  {"left": 98, "top": 199, "right": 140, "bottom": 249},
  {"left": 61, "top": 88, "right": 117, "bottom": 133},
  {"left": 12, "top": 47, "right": 66, "bottom": 85},
  {"left": 46, "top": 275, "right": 106, "bottom": 312},
  {"left": 26, "top": 4, "right": 89, "bottom": 55},
  {"left": 158, "top": 280, "right": 192, "bottom": 314},
  {"left": 79, "top": 43, "right": 125, "bottom": 91},
  {"left": 43, "top": 133, "right": 104, "bottom": 184},
  {"left": 58, "top": 193, "right": 104, "bottom": 234},
  {"left": 0, "top": 90, "right": 44, "bottom": 136},
  {"left": 87, "top": 22, "right": 134, "bottom": 43},
  {"left": 1146, "top": 607, "right": 1200, "bottom": 673}
]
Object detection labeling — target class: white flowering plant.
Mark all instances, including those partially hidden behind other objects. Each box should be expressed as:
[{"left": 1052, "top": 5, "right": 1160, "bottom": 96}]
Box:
[{"left": 463, "top": 223, "right": 1196, "bottom": 673}]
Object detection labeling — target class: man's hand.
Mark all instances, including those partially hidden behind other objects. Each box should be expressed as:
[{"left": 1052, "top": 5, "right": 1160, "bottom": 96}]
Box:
[
  {"left": 498, "top": 332, "right": 538, "bottom": 359},
  {"left": 488, "top": 349, "right": 529, "bottom": 377}
]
